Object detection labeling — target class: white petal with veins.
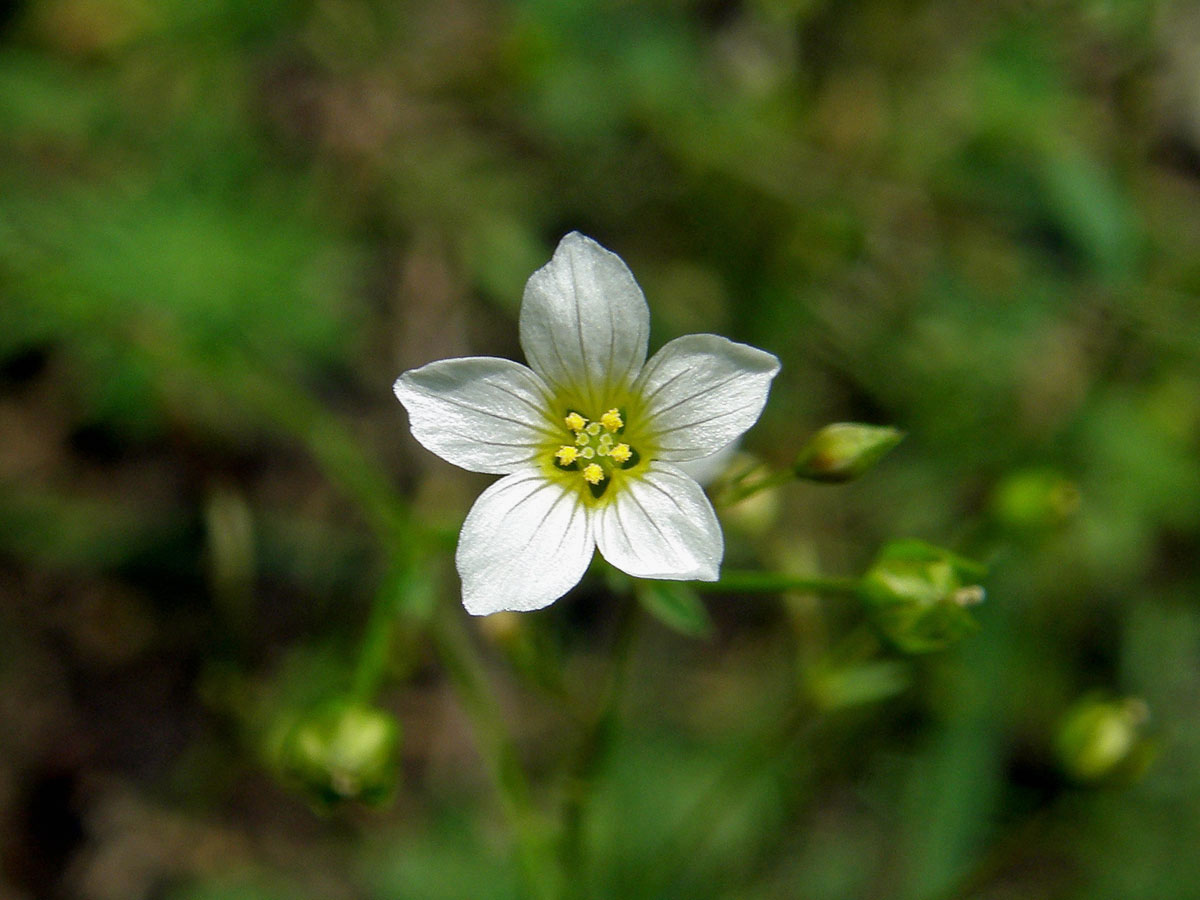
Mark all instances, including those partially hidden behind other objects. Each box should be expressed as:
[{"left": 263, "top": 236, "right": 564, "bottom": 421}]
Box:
[
  {"left": 457, "top": 470, "right": 595, "bottom": 614},
  {"left": 636, "top": 334, "right": 780, "bottom": 461},
  {"left": 519, "top": 232, "right": 650, "bottom": 412},
  {"left": 594, "top": 462, "right": 722, "bottom": 581},
  {"left": 675, "top": 441, "right": 740, "bottom": 486},
  {"left": 395, "top": 358, "right": 556, "bottom": 475}
]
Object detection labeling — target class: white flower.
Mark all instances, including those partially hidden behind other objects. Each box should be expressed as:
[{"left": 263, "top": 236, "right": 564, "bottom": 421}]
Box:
[{"left": 394, "top": 233, "right": 780, "bottom": 615}]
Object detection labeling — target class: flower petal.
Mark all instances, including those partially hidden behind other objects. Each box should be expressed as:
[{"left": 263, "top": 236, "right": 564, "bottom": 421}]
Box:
[
  {"left": 394, "top": 358, "right": 556, "bottom": 475},
  {"left": 675, "top": 440, "right": 740, "bottom": 487},
  {"left": 456, "top": 470, "right": 595, "bottom": 614},
  {"left": 635, "top": 334, "right": 780, "bottom": 461},
  {"left": 519, "top": 232, "right": 650, "bottom": 412},
  {"left": 595, "top": 462, "right": 722, "bottom": 581}
]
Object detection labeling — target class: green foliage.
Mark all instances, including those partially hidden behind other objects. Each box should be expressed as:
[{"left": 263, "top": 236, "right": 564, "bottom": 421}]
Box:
[
  {"left": 3, "top": 0, "right": 1200, "bottom": 898},
  {"left": 635, "top": 580, "right": 713, "bottom": 638}
]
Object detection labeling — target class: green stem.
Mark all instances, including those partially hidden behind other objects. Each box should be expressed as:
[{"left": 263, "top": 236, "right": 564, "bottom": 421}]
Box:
[
  {"left": 559, "top": 597, "right": 642, "bottom": 889},
  {"left": 135, "top": 320, "right": 561, "bottom": 895},
  {"left": 715, "top": 467, "right": 794, "bottom": 506},
  {"left": 635, "top": 701, "right": 818, "bottom": 899},
  {"left": 430, "top": 602, "right": 563, "bottom": 900},
  {"left": 695, "top": 570, "right": 861, "bottom": 596},
  {"left": 351, "top": 565, "right": 416, "bottom": 702},
  {"left": 352, "top": 599, "right": 395, "bottom": 703}
]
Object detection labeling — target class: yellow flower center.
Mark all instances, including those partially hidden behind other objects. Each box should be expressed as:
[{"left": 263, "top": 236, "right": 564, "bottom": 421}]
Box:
[
  {"left": 551, "top": 407, "right": 641, "bottom": 499},
  {"left": 600, "top": 409, "right": 623, "bottom": 431}
]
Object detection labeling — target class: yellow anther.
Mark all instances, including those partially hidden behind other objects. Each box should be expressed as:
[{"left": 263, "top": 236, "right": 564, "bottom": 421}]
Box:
[
  {"left": 564, "top": 412, "right": 587, "bottom": 432},
  {"left": 555, "top": 446, "right": 579, "bottom": 466},
  {"left": 582, "top": 463, "right": 605, "bottom": 485},
  {"left": 610, "top": 443, "right": 632, "bottom": 464},
  {"left": 600, "top": 408, "right": 624, "bottom": 432},
  {"left": 580, "top": 446, "right": 595, "bottom": 459},
  {"left": 585, "top": 422, "right": 602, "bottom": 436},
  {"left": 575, "top": 431, "right": 590, "bottom": 447}
]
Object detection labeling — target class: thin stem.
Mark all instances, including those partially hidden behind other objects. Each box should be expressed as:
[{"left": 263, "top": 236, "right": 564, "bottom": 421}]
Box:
[
  {"left": 634, "top": 702, "right": 818, "bottom": 899},
  {"left": 430, "top": 601, "right": 563, "bottom": 900},
  {"left": 695, "top": 569, "right": 861, "bottom": 596},
  {"left": 135, "top": 320, "right": 562, "bottom": 895},
  {"left": 351, "top": 566, "right": 413, "bottom": 702},
  {"left": 715, "top": 467, "right": 794, "bottom": 506},
  {"left": 559, "top": 597, "right": 642, "bottom": 888},
  {"left": 352, "top": 598, "right": 396, "bottom": 702}
]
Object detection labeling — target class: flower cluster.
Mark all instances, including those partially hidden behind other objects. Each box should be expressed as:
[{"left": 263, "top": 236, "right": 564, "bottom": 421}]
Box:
[{"left": 394, "top": 233, "right": 780, "bottom": 615}]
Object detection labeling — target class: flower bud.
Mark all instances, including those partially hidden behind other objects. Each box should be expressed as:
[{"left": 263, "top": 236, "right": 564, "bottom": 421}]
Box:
[
  {"left": 276, "top": 701, "right": 401, "bottom": 806},
  {"left": 1056, "top": 696, "right": 1152, "bottom": 783},
  {"left": 793, "top": 423, "right": 904, "bottom": 483},
  {"left": 859, "top": 539, "right": 985, "bottom": 654},
  {"left": 991, "top": 468, "right": 1080, "bottom": 534}
]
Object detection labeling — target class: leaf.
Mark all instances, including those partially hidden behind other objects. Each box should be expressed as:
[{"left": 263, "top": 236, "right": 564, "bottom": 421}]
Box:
[
  {"left": 809, "top": 660, "right": 912, "bottom": 711},
  {"left": 635, "top": 580, "right": 713, "bottom": 638}
]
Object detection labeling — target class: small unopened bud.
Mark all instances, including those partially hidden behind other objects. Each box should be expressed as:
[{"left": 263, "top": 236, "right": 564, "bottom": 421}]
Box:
[
  {"left": 277, "top": 702, "right": 401, "bottom": 806},
  {"left": 859, "top": 539, "right": 985, "bottom": 654},
  {"left": 1057, "top": 696, "right": 1152, "bottom": 783},
  {"left": 991, "top": 468, "right": 1080, "bottom": 533},
  {"left": 794, "top": 423, "right": 904, "bottom": 483}
]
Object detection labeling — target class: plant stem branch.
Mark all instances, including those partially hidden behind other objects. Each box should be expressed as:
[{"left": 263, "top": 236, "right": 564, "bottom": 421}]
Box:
[
  {"left": 138, "top": 326, "right": 562, "bottom": 896},
  {"left": 695, "top": 570, "right": 861, "bottom": 596},
  {"left": 430, "top": 601, "right": 563, "bottom": 900},
  {"left": 715, "top": 468, "right": 795, "bottom": 506},
  {"left": 559, "top": 597, "right": 642, "bottom": 889},
  {"left": 635, "top": 701, "right": 818, "bottom": 899}
]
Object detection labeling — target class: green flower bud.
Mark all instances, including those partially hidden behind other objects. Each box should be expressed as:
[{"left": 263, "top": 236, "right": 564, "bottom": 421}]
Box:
[
  {"left": 276, "top": 701, "right": 401, "bottom": 806},
  {"left": 793, "top": 423, "right": 904, "bottom": 483},
  {"left": 991, "top": 468, "right": 1080, "bottom": 533},
  {"left": 859, "top": 539, "right": 985, "bottom": 654},
  {"left": 1056, "top": 696, "right": 1152, "bottom": 783}
]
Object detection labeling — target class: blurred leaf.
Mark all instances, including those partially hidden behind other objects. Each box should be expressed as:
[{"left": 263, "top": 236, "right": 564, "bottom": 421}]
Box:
[
  {"left": 808, "top": 659, "right": 911, "bottom": 711},
  {"left": 0, "top": 488, "right": 171, "bottom": 570},
  {"left": 361, "top": 817, "right": 523, "bottom": 900},
  {"left": 636, "top": 580, "right": 714, "bottom": 638}
]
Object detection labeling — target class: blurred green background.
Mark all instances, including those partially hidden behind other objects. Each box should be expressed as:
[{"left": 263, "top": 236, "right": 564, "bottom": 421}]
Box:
[{"left": 3, "top": 0, "right": 1200, "bottom": 897}]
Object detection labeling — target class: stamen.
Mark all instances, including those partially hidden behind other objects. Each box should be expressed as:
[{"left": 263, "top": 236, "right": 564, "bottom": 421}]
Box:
[{"left": 556, "top": 408, "right": 637, "bottom": 492}]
